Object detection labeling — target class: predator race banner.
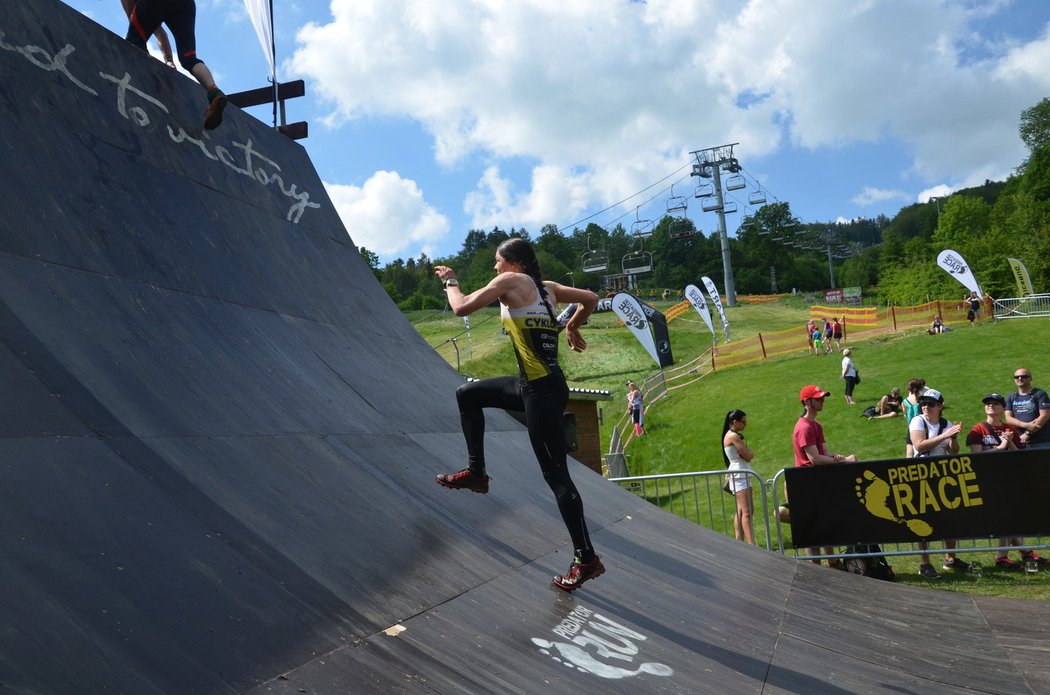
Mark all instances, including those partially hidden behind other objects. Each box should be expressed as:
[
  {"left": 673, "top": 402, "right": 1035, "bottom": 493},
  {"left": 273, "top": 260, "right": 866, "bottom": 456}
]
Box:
[
  {"left": 610, "top": 292, "right": 674, "bottom": 368},
  {"left": 1007, "top": 257, "right": 1035, "bottom": 297},
  {"left": 684, "top": 284, "right": 716, "bottom": 342},
  {"left": 701, "top": 276, "right": 730, "bottom": 341},
  {"left": 785, "top": 448, "right": 1050, "bottom": 548},
  {"left": 936, "top": 249, "right": 982, "bottom": 297}
]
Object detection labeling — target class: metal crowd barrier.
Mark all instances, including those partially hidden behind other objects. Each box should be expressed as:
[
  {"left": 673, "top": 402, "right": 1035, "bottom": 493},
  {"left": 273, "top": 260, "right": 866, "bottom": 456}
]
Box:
[
  {"left": 609, "top": 469, "right": 772, "bottom": 550},
  {"left": 992, "top": 293, "right": 1050, "bottom": 320}
]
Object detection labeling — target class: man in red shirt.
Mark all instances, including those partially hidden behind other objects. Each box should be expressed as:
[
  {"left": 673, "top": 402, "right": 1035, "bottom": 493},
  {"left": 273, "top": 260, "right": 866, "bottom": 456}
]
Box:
[{"left": 790, "top": 384, "right": 857, "bottom": 567}]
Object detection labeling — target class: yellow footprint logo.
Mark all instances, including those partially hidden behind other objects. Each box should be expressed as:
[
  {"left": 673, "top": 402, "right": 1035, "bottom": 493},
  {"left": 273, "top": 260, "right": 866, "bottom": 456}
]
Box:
[{"left": 855, "top": 469, "right": 933, "bottom": 537}]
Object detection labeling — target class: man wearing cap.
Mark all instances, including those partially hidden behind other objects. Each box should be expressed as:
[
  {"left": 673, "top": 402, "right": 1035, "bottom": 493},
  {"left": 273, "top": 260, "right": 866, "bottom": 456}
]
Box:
[
  {"left": 1005, "top": 368, "right": 1050, "bottom": 449},
  {"left": 910, "top": 387, "right": 966, "bottom": 578},
  {"left": 791, "top": 384, "right": 857, "bottom": 567}
]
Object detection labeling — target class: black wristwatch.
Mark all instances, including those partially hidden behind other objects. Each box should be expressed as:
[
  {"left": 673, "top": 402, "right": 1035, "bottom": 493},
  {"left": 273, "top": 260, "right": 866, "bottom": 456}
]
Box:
[{"left": 444, "top": 278, "right": 459, "bottom": 288}]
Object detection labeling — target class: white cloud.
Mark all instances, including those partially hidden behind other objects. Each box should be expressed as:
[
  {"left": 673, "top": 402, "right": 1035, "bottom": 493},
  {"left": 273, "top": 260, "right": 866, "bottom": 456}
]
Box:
[
  {"left": 851, "top": 186, "right": 909, "bottom": 206},
  {"left": 290, "top": 0, "right": 1049, "bottom": 233},
  {"left": 917, "top": 184, "right": 957, "bottom": 204},
  {"left": 324, "top": 172, "right": 449, "bottom": 258}
]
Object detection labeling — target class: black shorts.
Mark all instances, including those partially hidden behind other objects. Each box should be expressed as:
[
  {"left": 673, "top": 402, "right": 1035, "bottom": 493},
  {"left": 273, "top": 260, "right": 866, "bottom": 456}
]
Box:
[{"left": 126, "top": 0, "right": 199, "bottom": 67}]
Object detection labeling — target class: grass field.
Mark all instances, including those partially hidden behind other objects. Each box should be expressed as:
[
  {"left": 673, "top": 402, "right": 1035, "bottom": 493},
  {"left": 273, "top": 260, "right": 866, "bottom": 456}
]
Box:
[{"left": 409, "top": 299, "right": 1050, "bottom": 600}]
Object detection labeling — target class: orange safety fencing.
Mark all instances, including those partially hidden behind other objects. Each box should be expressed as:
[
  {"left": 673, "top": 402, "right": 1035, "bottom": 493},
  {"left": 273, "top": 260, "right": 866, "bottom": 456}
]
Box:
[
  {"left": 737, "top": 293, "right": 790, "bottom": 304},
  {"left": 690, "top": 300, "right": 965, "bottom": 376},
  {"left": 665, "top": 300, "right": 692, "bottom": 322}
]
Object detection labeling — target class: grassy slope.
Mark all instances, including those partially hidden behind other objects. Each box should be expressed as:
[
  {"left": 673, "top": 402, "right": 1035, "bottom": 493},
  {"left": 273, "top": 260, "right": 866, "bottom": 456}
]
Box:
[{"left": 412, "top": 301, "right": 1050, "bottom": 599}]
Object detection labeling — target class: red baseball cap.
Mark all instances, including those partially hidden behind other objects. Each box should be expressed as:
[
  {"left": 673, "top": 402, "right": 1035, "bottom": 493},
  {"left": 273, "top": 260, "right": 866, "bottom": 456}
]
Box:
[{"left": 799, "top": 384, "right": 831, "bottom": 402}]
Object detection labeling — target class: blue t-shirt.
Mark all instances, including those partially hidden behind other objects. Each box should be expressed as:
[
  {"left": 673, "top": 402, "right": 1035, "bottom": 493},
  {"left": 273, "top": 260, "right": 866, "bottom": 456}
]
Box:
[{"left": 1006, "top": 388, "right": 1050, "bottom": 444}]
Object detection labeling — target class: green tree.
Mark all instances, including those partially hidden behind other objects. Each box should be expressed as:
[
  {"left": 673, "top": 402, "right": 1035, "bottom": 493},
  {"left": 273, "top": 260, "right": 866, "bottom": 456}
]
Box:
[
  {"left": 358, "top": 247, "right": 380, "bottom": 277},
  {"left": 1019, "top": 97, "right": 1050, "bottom": 157}
]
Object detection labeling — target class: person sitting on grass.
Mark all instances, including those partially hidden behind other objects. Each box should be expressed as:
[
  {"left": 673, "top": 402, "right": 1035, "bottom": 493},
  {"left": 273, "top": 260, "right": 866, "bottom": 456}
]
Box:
[{"left": 869, "top": 387, "right": 903, "bottom": 419}]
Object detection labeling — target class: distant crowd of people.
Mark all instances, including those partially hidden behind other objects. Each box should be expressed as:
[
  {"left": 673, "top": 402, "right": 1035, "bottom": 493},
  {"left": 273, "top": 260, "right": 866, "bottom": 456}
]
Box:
[
  {"left": 806, "top": 317, "right": 843, "bottom": 355},
  {"left": 774, "top": 369, "right": 1049, "bottom": 578},
  {"left": 719, "top": 362, "right": 1048, "bottom": 580}
]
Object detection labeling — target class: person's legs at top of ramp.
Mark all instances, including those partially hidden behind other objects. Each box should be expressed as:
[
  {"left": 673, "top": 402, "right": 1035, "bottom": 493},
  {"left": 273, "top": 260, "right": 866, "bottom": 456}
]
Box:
[{"left": 122, "top": 0, "right": 227, "bottom": 130}]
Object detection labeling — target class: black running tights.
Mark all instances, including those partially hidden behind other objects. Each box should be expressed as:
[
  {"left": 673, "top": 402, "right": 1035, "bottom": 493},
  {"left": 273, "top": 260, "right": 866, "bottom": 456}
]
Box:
[{"left": 456, "top": 373, "right": 594, "bottom": 559}]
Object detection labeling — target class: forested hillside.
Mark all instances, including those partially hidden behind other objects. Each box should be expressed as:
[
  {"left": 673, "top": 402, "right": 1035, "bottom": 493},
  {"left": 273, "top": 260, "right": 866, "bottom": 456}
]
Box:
[{"left": 362, "top": 98, "right": 1050, "bottom": 309}]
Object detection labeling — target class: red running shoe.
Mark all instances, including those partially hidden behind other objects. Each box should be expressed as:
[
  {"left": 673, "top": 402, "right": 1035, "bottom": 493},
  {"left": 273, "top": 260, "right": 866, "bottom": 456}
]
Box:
[
  {"left": 1021, "top": 551, "right": 1048, "bottom": 565},
  {"left": 995, "top": 557, "right": 1022, "bottom": 570},
  {"left": 552, "top": 555, "right": 605, "bottom": 591},
  {"left": 203, "top": 92, "right": 228, "bottom": 130},
  {"left": 436, "top": 468, "right": 489, "bottom": 494}
]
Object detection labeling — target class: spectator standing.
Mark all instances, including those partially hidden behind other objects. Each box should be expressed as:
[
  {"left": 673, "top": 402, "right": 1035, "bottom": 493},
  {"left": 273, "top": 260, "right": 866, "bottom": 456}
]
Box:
[
  {"left": 832, "top": 317, "right": 844, "bottom": 351},
  {"left": 909, "top": 388, "right": 966, "bottom": 578},
  {"left": 806, "top": 319, "right": 817, "bottom": 355},
  {"left": 1005, "top": 368, "right": 1050, "bottom": 449},
  {"left": 812, "top": 327, "right": 825, "bottom": 356},
  {"left": 792, "top": 384, "right": 857, "bottom": 567},
  {"left": 965, "top": 291, "right": 982, "bottom": 326},
  {"left": 721, "top": 410, "right": 755, "bottom": 545},
  {"left": 626, "top": 380, "right": 645, "bottom": 437},
  {"left": 903, "top": 379, "right": 926, "bottom": 458},
  {"left": 840, "top": 348, "right": 858, "bottom": 405},
  {"left": 823, "top": 318, "right": 833, "bottom": 352}
]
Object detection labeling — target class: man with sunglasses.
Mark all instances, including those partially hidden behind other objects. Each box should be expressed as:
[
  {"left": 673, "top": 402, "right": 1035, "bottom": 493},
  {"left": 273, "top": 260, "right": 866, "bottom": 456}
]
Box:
[{"left": 1005, "top": 369, "right": 1050, "bottom": 449}]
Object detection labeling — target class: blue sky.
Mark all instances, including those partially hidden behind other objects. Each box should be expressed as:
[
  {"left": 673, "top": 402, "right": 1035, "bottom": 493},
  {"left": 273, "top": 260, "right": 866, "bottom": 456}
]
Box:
[{"left": 65, "top": 1, "right": 1050, "bottom": 264}]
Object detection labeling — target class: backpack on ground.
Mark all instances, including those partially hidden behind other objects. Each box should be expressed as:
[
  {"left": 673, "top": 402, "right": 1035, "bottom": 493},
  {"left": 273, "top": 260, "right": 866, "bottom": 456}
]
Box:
[{"left": 844, "top": 544, "right": 896, "bottom": 581}]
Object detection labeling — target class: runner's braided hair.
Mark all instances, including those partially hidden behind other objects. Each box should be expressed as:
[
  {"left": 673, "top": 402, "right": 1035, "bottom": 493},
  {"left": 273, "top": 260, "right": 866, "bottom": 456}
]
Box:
[{"left": 497, "top": 237, "right": 559, "bottom": 326}]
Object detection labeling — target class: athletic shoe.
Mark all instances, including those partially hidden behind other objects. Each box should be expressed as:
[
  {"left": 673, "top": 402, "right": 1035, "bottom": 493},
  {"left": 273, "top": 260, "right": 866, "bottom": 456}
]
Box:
[
  {"left": 996, "top": 557, "right": 1022, "bottom": 570},
  {"left": 435, "top": 468, "right": 489, "bottom": 494},
  {"left": 942, "top": 557, "right": 970, "bottom": 572},
  {"left": 918, "top": 563, "right": 940, "bottom": 579},
  {"left": 1021, "top": 551, "right": 1048, "bottom": 565},
  {"left": 552, "top": 555, "right": 605, "bottom": 591},
  {"left": 203, "top": 92, "right": 228, "bottom": 130}
]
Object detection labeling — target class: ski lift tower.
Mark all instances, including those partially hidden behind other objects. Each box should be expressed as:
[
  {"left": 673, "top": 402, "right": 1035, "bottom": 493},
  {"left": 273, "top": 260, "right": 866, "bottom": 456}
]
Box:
[{"left": 690, "top": 143, "right": 742, "bottom": 306}]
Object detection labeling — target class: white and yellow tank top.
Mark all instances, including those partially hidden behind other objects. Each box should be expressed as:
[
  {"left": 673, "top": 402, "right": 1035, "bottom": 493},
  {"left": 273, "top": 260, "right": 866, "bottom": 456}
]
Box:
[{"left": 501, "top": 288, "right": 560, "bottom": 381}]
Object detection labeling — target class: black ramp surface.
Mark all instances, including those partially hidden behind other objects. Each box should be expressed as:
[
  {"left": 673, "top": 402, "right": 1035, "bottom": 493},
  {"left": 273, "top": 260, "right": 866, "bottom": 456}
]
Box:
[{"left": 0, "top": 2, "right": 1046, "bottom": 693}]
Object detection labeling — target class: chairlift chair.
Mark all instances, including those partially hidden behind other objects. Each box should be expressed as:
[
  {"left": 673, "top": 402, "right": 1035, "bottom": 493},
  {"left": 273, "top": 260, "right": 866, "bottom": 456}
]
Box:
[
  {"left": 694, "top": 182, "right": 714, "bottom": 199},
  {"left": 631, "top": 207, "right": 655, "bottom": 238},
  {"left": 666, "top": 184, "right": 688, "bottom": 215},
  {"left": 621, "top": 250, "right": 654, "bottom": 275},
  {"left": 700, "top": 195, "right": 722, "bottom": 212},
  {"left": 580, "top": 233, "right": 608, "bottom": 273},
  {"left": 581, "top": 250, "right": 608, "bottom": 273},
  {"left": 748, "top": 190, "right": 767, "bottom": 205},
  {"left": 669, "top": 217, "right": 694, "bottom": 240},
  {"left": 725, "top": 175, "right": 746, "bottom": 191},
  {"left": 722, "top": 201, "right": 738, "bottom": 214}
]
